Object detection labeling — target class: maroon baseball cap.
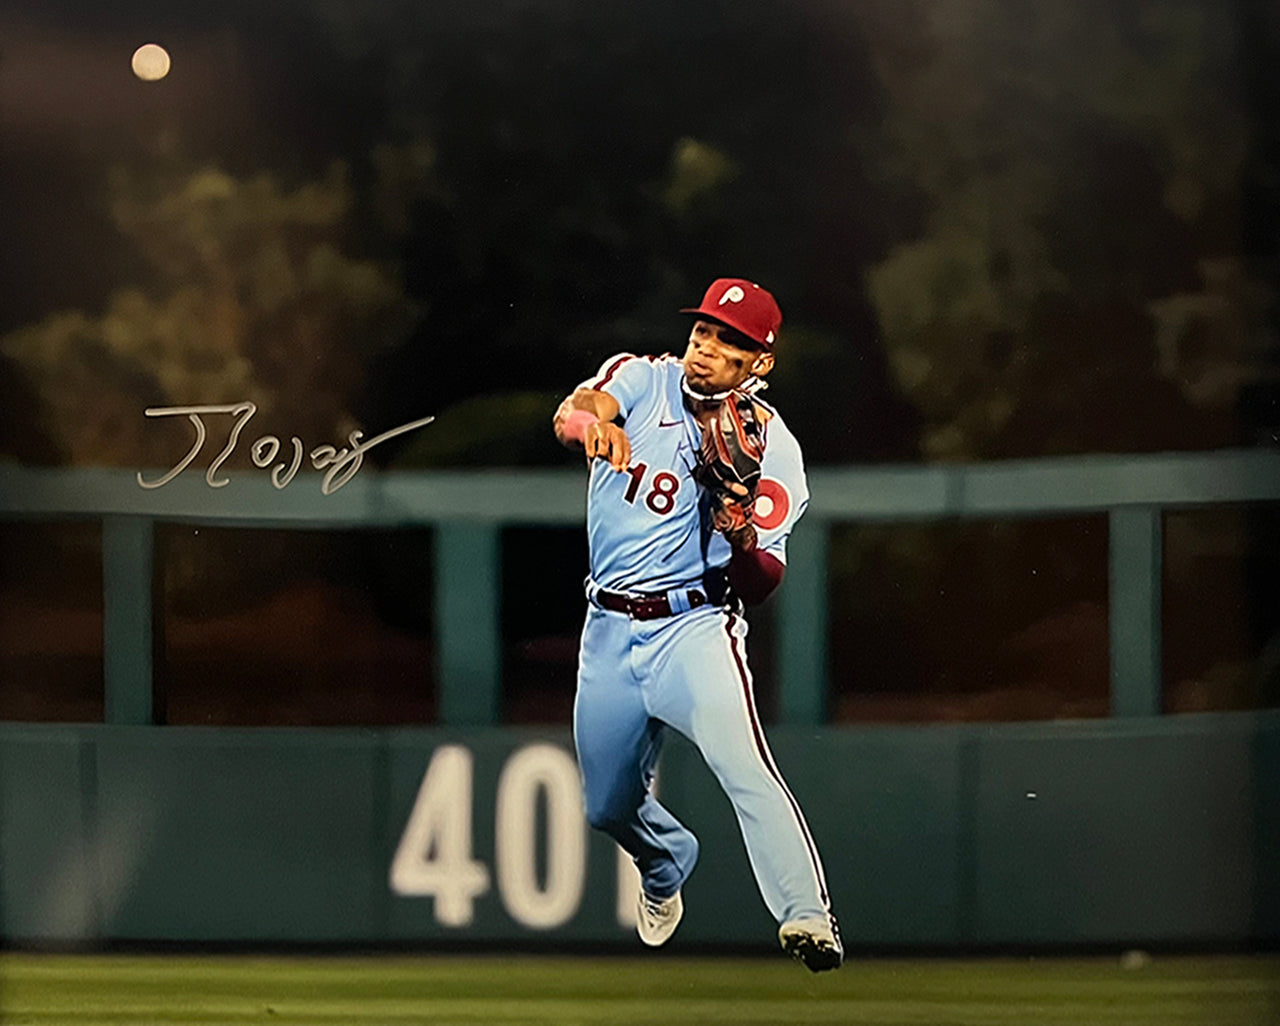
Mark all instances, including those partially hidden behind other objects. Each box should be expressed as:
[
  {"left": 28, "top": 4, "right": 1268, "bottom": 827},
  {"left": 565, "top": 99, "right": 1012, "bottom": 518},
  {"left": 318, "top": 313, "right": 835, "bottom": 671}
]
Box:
[{"left": 680, "top": 278, "right": 782, "bottom": 348}]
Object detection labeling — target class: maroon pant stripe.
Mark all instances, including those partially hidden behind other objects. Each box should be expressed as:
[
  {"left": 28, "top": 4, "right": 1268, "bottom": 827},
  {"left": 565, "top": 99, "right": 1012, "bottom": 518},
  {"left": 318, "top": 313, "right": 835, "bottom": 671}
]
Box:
[{"left": 724, "top": 612, "right": 830, "bottom": 909}]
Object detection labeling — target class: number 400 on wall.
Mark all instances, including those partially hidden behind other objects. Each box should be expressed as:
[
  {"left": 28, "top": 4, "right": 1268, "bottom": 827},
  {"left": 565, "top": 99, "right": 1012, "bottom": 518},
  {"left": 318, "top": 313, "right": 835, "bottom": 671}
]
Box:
[{"left": 390, "top": 743, "right": 637, "bottom": 930}]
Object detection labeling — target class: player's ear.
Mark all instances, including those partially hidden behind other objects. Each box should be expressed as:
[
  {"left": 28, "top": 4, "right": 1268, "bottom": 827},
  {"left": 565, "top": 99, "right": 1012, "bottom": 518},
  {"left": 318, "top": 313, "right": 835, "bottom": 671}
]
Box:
[{"left": 751, "top": 351, "right": 775, "bottom": 378}]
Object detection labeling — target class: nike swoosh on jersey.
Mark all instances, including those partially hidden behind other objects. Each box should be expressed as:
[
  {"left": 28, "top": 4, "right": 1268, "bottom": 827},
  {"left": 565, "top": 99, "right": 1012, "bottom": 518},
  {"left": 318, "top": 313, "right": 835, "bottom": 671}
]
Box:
[{"left": 658, "top": 419, "right": 684, "bottom": 427}]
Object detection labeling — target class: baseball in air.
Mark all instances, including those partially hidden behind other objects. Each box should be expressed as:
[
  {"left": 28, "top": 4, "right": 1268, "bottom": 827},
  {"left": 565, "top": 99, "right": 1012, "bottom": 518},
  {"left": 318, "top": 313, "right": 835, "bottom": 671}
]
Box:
[{"left": 131, "top": 44, "right": 171, "bottom": 81}]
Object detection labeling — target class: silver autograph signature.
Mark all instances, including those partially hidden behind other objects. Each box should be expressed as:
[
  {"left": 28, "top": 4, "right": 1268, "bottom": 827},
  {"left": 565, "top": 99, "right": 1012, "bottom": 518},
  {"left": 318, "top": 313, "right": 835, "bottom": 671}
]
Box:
[{"left": 136, "top": 402, "right": 435, "bottom": 495}]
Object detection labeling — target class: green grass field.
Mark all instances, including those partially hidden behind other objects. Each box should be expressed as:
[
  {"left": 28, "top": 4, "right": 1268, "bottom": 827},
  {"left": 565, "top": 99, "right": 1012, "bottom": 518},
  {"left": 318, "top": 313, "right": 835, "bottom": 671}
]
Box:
[{"left": 1, "top": 952, "right": 1276, "bottom": 1026}]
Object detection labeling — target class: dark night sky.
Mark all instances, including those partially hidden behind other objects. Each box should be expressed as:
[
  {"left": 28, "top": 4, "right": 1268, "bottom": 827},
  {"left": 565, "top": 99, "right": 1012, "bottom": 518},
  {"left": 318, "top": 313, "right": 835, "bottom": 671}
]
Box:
[{"left": 0, "top": 0, "right": 367, "bottom": 331}]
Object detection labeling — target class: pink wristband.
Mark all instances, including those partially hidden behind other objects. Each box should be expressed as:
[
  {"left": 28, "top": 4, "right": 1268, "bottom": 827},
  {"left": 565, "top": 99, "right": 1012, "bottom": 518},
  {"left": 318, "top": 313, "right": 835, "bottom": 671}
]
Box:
[{"left": 562, "top": 409, "right": 600, "bottom": 444}]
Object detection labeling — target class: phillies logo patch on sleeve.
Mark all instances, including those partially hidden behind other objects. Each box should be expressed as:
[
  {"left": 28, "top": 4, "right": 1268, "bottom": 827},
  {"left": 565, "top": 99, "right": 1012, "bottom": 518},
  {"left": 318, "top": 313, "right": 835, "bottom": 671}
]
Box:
[{"left": 753, "top": 478, "right": 791, "bottom": 531}]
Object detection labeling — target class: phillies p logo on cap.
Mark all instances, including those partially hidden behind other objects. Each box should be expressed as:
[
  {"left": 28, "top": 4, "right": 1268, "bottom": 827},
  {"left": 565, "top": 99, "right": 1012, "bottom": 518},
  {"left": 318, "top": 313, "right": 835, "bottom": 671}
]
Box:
[{"left": 680, "top": 278, "right": 782, "bottom": 348}]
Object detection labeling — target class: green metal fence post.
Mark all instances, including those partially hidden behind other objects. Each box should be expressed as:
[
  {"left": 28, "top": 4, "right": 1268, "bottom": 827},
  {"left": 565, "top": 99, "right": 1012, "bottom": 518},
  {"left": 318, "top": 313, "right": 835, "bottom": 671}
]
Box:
[
  {"left": 776, "top": 516, "right": 829, "bottom": 725},
  {"left": 102, "top": 514, "right": 155, "bottom": 725},
  {"left": 1109, "top": 506, "right": 1163, "bottom": 717},
  {"left": 435, "top": 522, "right": 502, "bottom": 725}
]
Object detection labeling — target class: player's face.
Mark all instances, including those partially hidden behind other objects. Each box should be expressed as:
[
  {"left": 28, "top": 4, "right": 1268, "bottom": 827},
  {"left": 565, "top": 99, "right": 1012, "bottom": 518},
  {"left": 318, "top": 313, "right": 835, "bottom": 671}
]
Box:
[{"left": 682, "top": 320, "right": 774, "bottom": 395}]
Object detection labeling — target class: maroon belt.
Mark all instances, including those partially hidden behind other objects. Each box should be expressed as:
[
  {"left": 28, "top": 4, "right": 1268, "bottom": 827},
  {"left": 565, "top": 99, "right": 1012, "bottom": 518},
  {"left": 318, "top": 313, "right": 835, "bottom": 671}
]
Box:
[{"left": 594, "top": 588, "right": 709, "bottom": 620}]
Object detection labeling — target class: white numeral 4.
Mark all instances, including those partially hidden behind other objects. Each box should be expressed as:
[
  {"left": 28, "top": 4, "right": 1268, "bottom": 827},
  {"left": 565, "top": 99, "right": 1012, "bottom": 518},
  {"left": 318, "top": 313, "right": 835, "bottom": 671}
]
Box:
[{"left": 389, "top": 744, "right": 491, "bottom": 926}]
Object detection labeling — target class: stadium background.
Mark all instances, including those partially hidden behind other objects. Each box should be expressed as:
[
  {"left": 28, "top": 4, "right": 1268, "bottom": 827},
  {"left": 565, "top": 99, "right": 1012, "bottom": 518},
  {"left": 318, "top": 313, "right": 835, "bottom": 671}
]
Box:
[{"left": 0, "top": 0, "right": 1278, "bottom": 1022}]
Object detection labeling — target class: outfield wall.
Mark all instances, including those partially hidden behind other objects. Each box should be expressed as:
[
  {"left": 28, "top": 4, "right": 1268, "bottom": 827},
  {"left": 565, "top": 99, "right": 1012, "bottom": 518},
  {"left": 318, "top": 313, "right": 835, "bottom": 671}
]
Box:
[{"left": 2, "top": 712, "right": 1276, "bottom": 949}]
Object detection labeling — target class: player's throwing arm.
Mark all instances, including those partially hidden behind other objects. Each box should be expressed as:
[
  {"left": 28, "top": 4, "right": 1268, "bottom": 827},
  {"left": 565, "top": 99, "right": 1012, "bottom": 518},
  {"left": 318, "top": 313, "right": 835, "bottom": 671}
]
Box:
[{"left": 554, "top": 389, "right": 630, "bottom": 472}]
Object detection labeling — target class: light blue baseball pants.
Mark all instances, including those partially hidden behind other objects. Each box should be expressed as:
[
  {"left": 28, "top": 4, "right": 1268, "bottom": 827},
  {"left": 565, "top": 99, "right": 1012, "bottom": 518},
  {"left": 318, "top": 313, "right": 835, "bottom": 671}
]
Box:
[{"left": 573, "top": 601, "right": 831, "bottom": 924}]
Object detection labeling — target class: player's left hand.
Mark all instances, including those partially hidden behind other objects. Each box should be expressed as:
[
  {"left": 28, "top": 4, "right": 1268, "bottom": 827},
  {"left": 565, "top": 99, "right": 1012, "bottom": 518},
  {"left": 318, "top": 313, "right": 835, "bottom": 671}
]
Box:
[
  {"left": 710, "top": 482, "right": 758, "bottom": 550},
  {"left": 695, "top": 391, "right": 765, "bottom": 547}
]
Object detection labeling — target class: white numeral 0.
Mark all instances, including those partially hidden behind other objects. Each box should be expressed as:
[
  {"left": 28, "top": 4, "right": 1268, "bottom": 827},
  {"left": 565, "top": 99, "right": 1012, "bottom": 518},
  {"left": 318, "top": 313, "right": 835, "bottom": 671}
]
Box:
[{"left": 495, "top": 744, "right": 587, "bottom": 929}]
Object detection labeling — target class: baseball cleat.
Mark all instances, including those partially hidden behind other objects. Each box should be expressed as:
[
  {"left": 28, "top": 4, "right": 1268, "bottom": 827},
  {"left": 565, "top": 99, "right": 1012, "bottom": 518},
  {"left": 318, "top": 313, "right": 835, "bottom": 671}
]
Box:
[
  {"left": 636, "top": 888, "right": 683, "bottom": 947},
  {"left": 778, "top": 915, "right": 843, "bottom": 972}
]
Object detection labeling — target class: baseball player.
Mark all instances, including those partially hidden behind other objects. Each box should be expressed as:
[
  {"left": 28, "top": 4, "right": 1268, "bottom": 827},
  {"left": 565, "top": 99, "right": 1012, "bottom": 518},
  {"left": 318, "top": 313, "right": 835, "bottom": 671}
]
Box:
[{"left": 552, "top": 278, "right": 842, "bottom": 971}]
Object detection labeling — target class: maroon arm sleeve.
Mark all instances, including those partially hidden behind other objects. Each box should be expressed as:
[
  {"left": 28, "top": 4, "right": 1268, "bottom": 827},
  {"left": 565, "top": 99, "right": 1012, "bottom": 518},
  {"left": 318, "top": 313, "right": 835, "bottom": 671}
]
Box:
[{"left": 728, "top": 547, "right": 785, "bottom": 605}]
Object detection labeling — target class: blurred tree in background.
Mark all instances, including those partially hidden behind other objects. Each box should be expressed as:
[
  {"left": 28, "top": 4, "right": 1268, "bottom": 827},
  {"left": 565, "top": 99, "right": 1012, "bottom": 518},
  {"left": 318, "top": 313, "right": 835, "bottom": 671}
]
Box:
[
  {"left": 1, "top": 159, "right": 414, "bottom": 466},
  {"left": 854, "top": 0, "right": 1269, "bottom": 461}
]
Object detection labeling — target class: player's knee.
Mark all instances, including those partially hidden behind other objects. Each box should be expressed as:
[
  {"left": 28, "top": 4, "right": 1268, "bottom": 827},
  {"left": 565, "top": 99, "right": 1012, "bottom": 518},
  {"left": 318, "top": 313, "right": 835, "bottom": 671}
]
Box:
[
  {"left": 583, "top": 789, "right": 632, "bottom": 834},
  {"left": 586, "top": 807, "right": 630, "bottom": 837}
]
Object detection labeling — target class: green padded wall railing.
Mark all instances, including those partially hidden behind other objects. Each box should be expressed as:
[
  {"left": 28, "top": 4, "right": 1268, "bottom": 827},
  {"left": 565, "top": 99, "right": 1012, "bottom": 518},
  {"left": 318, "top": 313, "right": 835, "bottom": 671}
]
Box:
[{"left": 1, "top": 448, "right": 1277, "bottom": 725}]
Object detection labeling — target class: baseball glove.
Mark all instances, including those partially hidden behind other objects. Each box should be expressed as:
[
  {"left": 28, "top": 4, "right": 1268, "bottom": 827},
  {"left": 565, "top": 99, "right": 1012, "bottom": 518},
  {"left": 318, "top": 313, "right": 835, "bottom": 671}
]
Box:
[{"left": 694, "top": 391, "right": 768, "bottom": 549}]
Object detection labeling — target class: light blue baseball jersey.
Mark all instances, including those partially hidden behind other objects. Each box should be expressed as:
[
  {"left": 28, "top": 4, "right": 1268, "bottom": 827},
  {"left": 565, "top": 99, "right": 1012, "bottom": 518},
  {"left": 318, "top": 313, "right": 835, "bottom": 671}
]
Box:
[{"left": 579, "top": 352, "right": 810, "bottom": 594}]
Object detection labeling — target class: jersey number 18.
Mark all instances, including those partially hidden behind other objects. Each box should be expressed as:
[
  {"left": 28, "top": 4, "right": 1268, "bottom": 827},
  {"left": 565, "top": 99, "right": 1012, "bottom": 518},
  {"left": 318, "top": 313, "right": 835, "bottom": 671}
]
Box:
[{"left": 622, "top": 463, "right": 679, "bottom": 515}]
